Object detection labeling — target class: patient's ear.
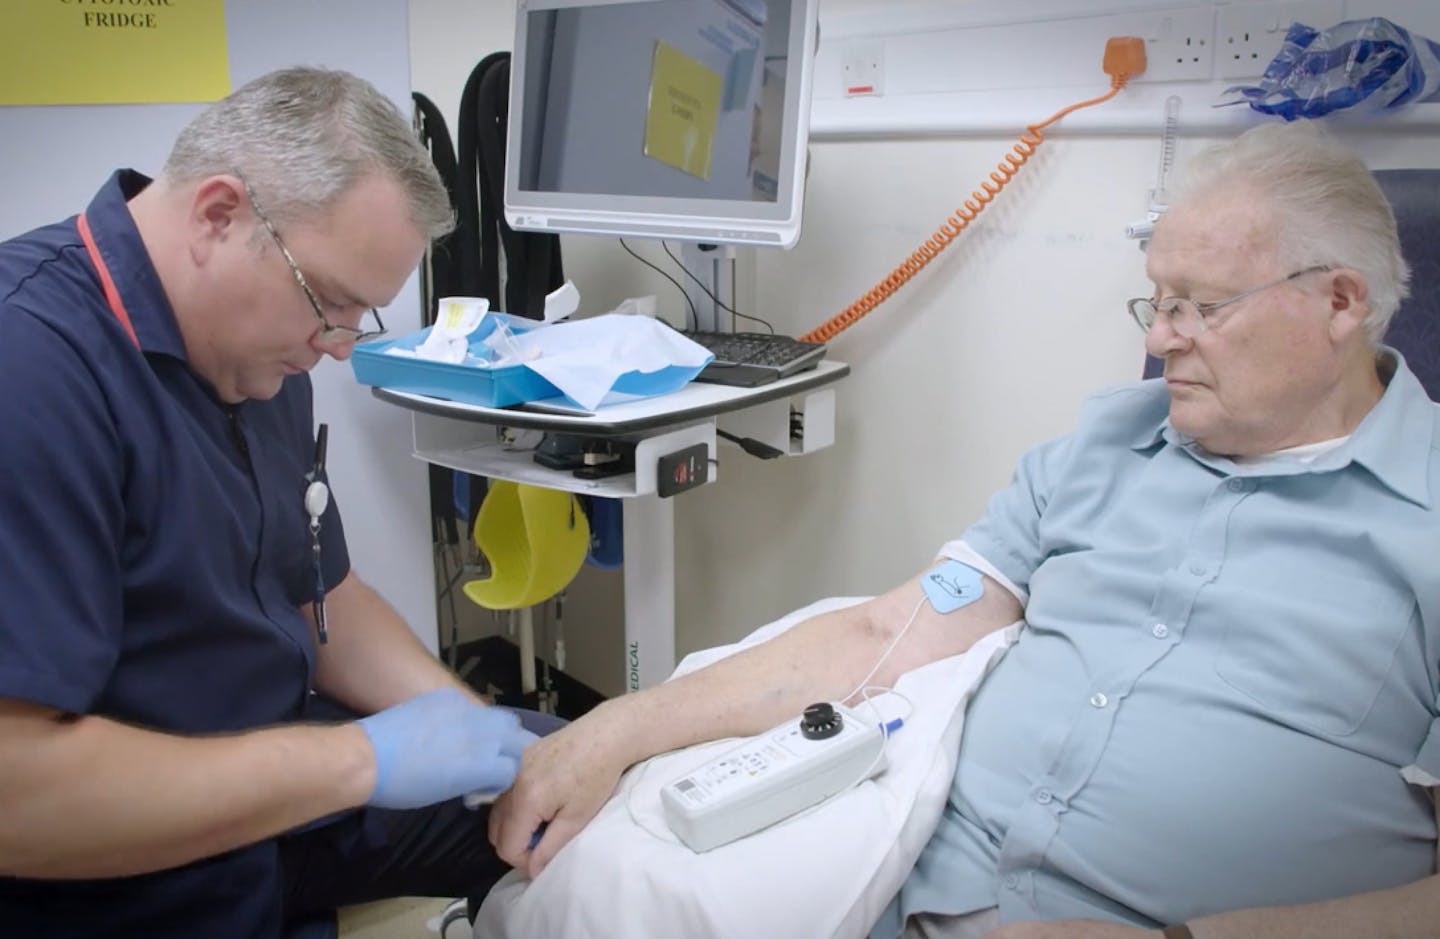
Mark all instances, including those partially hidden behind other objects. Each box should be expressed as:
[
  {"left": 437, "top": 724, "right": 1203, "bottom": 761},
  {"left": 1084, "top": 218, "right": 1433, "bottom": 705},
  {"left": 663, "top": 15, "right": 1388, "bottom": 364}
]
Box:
[{"left": 1324, "top": 268, "right": 1370, "bottom": 345}]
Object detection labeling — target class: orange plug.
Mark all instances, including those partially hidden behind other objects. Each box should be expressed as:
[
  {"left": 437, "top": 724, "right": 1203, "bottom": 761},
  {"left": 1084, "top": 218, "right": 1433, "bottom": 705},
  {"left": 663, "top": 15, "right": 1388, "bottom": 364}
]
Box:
[{"left": 1103, "top": 36, "right": 1147, "bottom": 80}]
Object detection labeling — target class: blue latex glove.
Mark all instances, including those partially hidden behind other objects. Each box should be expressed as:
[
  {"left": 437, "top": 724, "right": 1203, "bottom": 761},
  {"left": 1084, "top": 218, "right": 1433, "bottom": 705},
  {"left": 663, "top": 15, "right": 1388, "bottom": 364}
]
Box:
[
  {"left": 357, "top": 687, "right": 529, "bottom": 810},
  {"left": 463, "top": 728, "right": 541, "bottom": 809}
]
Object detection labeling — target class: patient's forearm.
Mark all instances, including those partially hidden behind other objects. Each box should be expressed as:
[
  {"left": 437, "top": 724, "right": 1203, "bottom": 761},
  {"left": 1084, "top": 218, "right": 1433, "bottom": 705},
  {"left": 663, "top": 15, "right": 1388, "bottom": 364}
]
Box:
[
  {"left": 489, "top": 568, "right": 1022, "bottom": 875},
  {"left": 600, "top": 571, "right": 1021, "bottom": 771},
  {"left": 1189, "top": 874, "right": 1440, "bottom": 939}
]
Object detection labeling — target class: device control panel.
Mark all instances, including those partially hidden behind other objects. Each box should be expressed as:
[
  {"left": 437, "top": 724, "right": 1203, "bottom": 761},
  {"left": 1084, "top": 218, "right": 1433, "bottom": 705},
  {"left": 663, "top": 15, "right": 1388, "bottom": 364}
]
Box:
[{"left": 660, "top": 702, "right": 885, "bottom": 852}]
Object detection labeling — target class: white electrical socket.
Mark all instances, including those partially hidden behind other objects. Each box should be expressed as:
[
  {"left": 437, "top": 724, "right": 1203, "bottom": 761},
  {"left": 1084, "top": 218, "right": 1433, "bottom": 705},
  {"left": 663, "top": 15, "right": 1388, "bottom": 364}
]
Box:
[
  {"left": 1215, "top": 0, "right": 1343, "bottom": 80},
  {"left": 1135, "top": 8, "right": 1216, "bottom": 83},
  {"left": 842, "top": 39, "right": 884, "bottom": 97}
]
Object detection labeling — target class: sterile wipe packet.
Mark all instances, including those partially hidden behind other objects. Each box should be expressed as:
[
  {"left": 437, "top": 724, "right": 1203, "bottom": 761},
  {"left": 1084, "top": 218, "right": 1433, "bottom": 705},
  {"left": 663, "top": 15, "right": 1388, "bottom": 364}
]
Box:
[
  {"left": 482, "top": 318, "right": 540, "bottom": 366},
  {"left": 413, "top": 296, "right": 489, "bottom": 364},
  {"left": 610, "top": 294, "right": 659, "bottom": 318}
]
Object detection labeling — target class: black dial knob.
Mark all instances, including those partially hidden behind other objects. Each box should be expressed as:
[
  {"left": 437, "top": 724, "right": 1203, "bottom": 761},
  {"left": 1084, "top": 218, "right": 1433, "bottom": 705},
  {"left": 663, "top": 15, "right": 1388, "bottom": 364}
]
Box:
[{"left": 800, "top": 702, "right": 842, "bottom": 740}]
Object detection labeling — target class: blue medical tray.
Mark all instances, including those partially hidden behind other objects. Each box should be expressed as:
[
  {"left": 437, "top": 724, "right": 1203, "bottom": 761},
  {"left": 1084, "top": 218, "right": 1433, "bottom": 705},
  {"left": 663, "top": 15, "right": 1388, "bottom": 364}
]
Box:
[
  {"left": 351, "top": 313, "right": 709, "bottom": 409},
  {"left": 349, "top": 314, "right": 557, "bottom": 408}
]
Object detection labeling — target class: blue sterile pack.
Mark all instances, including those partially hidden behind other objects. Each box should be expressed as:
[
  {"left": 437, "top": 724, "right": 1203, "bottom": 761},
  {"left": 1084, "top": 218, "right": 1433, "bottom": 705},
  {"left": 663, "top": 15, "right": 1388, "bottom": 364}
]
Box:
[
  {"left": 1220, "top": 17, "right": 1440, "bottom": 120},
  {"left": 351, "top": 312, "right": 711, "bottom": 410}
]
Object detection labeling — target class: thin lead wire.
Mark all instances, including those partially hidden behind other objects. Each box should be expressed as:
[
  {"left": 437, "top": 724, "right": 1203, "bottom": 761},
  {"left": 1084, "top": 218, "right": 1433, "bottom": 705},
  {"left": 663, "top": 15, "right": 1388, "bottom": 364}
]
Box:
[
  {"left": 660, "top": 242, "right": 776, "bottom": 333},
  {"left": 843, "top": 596, "right": 927, "bottom": 705},
  {"left": 617, "top": 238, "right": 698, "bottom": 331}
]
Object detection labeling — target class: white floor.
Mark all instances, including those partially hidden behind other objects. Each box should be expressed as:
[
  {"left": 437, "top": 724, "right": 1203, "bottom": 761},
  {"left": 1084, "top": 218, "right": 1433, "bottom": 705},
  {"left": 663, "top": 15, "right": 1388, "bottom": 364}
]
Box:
[{"left": 338, "top": 897, "right": 459, "bottom": 939}]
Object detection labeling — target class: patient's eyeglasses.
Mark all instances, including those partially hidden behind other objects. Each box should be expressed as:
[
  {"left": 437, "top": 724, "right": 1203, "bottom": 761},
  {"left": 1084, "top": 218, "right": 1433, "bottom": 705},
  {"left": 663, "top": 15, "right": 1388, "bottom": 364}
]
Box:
[
  {"left": 1126, "top": 265, "right": 1331, "bottom": 339},
  {"left": 236, "top": 171, "right": 388, "bottom": 344}
]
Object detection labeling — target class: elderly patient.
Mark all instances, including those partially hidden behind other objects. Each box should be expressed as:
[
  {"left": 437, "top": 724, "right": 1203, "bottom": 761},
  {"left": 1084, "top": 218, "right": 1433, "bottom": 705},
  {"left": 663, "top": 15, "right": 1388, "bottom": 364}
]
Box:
[{"left": 490, "top": 120, "right": 1440, "bottom": 939}]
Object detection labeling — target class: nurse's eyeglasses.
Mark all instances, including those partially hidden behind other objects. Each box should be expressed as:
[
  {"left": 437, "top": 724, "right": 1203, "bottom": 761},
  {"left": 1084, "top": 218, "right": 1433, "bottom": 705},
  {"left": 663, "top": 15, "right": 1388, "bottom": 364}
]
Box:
[{"left": 236, "top": 172, "right": 388, "bottom": 344}]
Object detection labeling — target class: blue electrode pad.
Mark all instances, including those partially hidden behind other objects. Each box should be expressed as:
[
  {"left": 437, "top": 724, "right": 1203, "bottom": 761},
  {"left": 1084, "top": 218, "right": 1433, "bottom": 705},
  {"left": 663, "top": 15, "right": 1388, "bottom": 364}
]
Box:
[{"left": 922, "top": 559, "right": 984, "bottom": 613}]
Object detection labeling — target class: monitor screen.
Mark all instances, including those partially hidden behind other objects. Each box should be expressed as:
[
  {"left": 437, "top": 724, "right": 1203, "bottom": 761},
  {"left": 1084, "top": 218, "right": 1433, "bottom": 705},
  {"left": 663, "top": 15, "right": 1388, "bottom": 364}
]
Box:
[{"left": 506, "top": 0, "right": 818, "bottom": 248}]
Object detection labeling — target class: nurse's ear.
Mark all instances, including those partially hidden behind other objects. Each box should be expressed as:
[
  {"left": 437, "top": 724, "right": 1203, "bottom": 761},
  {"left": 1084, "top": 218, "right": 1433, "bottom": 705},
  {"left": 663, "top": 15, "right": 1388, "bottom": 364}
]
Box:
[{"left": 185, "top": 175, "right": 247, "bottom": 266}]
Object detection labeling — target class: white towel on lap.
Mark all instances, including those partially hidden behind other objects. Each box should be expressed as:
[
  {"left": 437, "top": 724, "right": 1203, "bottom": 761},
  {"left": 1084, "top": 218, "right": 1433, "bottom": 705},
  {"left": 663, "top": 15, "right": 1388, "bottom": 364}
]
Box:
[{"left": 475, "top": 597, "right": 1018, "bottom": 939}]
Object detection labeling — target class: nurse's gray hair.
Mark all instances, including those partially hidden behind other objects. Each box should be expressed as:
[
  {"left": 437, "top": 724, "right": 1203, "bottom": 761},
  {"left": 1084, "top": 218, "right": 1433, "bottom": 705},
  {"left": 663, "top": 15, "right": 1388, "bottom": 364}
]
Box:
[
  {"left": 162, "top": 67, "right": 454, "bottom": 239},
  {"left": 1177, "top": 120, "right": 1409, "bottom": 345}
]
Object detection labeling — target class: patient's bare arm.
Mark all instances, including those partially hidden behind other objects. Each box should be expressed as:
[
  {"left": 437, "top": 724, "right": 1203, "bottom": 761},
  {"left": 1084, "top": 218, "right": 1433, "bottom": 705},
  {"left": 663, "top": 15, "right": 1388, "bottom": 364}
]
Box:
[{"left": 488, "top": 565, "right": 1023, "bottom": 877}]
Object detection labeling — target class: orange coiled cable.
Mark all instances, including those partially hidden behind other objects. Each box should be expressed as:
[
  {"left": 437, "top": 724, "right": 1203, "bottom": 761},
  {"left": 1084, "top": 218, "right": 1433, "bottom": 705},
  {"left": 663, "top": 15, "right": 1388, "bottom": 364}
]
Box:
[{"left": 800, "top": 75, "right": 1133, "bottom": 344}]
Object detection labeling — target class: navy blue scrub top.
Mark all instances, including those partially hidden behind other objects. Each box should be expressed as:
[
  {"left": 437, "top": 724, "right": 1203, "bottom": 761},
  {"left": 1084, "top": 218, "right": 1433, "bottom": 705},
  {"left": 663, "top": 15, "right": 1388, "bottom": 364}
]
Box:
[{"left": 0, "top": 171, "right": 352, "bottom": 937}]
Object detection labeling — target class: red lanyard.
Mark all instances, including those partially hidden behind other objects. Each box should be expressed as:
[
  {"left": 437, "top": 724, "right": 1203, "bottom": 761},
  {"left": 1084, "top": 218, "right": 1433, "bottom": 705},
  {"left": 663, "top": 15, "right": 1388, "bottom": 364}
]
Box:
[{"left": 76, "top": 212, "right": 141, "bottom": 350}]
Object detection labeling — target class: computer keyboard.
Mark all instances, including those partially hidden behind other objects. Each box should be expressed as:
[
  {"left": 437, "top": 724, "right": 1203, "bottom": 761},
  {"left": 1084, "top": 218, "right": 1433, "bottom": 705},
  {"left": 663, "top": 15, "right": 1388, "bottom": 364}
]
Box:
[{"left": 682, "top": 330, "right": 827, "bottom": 387}]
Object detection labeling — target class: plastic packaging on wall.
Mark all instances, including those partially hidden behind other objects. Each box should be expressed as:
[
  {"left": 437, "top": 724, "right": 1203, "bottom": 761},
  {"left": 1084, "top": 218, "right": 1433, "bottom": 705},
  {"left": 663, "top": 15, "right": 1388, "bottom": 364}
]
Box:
[{"left": 1220, "top": 17, "right": 1440, "bottom": 120}]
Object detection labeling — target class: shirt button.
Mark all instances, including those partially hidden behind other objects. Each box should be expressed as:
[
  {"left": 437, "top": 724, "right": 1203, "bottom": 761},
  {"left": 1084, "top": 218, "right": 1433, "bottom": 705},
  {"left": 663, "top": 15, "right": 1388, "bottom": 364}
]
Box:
[
  {"left": 1035, "top": 789, "right": 1053, "bottom": 804},
  {"left": 1090, "top": 692, "right": 1109, "bottom": 708},
  {"left": 1227, "top": 478, "right": 1247, "bottom": 492},
  {"left": 1003, "top": 874, "right": 1019, "bottom": 890},
  {"left": 1189, "top": 564, "right": 1207, "bottom": 576},
  {"left": 1152, "top": 623, "right": 1170, "bottom": 639}
]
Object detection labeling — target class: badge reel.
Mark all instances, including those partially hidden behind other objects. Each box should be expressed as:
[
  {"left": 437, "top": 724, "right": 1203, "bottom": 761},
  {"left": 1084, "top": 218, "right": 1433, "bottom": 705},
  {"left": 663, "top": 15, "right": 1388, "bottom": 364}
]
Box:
[{"left": 306, "top": 424, "right": 331, "bottom": 644}]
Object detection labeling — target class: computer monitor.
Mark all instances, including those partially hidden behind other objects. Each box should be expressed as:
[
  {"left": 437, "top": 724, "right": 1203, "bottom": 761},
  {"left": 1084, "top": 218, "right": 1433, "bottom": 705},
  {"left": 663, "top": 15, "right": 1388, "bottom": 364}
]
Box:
[{"left": 505, "top": 0, "right": 819, "bottom": 249}]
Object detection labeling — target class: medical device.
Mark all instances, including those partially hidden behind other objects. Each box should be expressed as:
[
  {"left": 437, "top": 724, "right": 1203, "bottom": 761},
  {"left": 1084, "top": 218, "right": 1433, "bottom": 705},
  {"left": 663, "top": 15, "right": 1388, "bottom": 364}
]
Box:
[
  {"left": 1126, "top": 94, "right": 1182, "bottom": 246},
  {"left": 661, "top": 701, "right": 887, "bottom": 852},
  {"left": 505, "top": 0, "right": 820, "bottom": 250},
  {"left": 660, "top": 560, "right": 969, "bottom": 852}
]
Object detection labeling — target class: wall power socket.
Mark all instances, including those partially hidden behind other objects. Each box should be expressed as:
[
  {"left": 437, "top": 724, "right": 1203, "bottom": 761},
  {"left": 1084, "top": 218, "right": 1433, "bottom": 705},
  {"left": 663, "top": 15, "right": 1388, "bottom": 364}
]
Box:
[{"left": 660, "top": 702, "right": 885, "bottom": 852}]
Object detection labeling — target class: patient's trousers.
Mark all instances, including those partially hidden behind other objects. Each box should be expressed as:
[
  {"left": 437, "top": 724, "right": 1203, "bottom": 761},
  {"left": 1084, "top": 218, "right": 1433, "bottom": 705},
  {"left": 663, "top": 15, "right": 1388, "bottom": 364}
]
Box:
[{"left": 904, "top": 907, "right": 1002, "bottom": 939}]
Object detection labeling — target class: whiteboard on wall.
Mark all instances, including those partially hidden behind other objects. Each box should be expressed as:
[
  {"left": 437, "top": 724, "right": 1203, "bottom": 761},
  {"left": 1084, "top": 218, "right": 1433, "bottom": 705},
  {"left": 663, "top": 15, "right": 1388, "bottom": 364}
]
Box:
[{"left": 0, "top": 0, "right": 439, "bottom": 653}]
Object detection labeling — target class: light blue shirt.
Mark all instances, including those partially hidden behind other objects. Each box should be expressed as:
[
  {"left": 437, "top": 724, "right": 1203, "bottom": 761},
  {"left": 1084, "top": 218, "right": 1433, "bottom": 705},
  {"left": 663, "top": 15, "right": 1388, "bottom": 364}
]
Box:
[{"left": 878, "top": 351, "right": 1440, "bottom": 934}]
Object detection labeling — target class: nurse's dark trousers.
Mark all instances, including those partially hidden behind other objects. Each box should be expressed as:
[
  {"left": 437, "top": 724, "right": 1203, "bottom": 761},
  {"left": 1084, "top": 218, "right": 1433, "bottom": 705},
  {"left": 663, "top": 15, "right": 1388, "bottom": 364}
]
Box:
[{"left": 278, "top": 701, "right": 565, "bottom": 938}]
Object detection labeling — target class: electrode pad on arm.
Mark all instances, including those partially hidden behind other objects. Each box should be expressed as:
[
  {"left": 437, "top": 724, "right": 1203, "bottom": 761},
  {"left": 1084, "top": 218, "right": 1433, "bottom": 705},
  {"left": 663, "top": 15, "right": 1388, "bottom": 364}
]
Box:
[{"left": 922, "top": 559, "right": 984, "bottom": 614}]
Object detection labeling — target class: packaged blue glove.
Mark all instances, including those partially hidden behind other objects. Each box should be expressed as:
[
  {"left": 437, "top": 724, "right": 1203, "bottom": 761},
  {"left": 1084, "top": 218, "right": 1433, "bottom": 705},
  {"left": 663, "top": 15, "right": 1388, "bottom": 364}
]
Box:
[
  {"left": 1220, "top": 17, "right": 1440, "bottom": 120},
  {"left": 357, "top": 687, "right": 530, "bottom": 810}
]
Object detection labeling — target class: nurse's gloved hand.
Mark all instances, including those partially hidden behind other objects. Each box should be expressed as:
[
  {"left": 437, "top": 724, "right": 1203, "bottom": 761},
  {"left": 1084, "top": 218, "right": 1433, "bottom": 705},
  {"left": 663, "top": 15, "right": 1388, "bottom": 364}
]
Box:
[{"left": 356, "top": 687, "right": 528, "bottom": 810}]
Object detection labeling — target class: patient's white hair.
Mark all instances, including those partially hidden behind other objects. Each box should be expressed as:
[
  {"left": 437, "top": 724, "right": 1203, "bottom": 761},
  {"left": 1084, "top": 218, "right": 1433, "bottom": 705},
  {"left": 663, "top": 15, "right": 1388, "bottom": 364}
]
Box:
[{"left": 1177, "top": 120, "right": 1410, "bottom": 344}]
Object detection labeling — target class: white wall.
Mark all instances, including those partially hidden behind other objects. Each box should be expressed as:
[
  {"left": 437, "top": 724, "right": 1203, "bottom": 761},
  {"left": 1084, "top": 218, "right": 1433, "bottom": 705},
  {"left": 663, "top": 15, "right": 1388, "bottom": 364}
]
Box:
[
  {"left": 409, "top": 0, "right": 1440, "bottom": 696},
  {"left": 1, "top": 0, "right": 438, "bottom": 654}
]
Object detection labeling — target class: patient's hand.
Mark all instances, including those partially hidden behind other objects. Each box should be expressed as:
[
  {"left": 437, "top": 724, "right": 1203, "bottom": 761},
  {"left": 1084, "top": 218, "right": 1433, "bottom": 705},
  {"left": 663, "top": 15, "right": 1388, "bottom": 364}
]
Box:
[{"left": 488, "top": 709, "right": 633, "bottom": 878}]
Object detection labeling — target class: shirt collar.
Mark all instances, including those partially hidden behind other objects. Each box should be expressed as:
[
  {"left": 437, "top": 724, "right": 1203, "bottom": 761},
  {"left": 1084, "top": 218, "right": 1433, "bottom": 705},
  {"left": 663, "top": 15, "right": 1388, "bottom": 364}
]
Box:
[
  {"left": 1127, "top": 383, "right": 1169, "bottom": 451},
  {"left": 1132, "top": 350, "right": 1434, "bottom": 507},
  {"left": 1343, "top": 349, "right": 1434, "bottom": 507},
  {"left": 83, "top": 169, "right": 188, "bottom": 361}
]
